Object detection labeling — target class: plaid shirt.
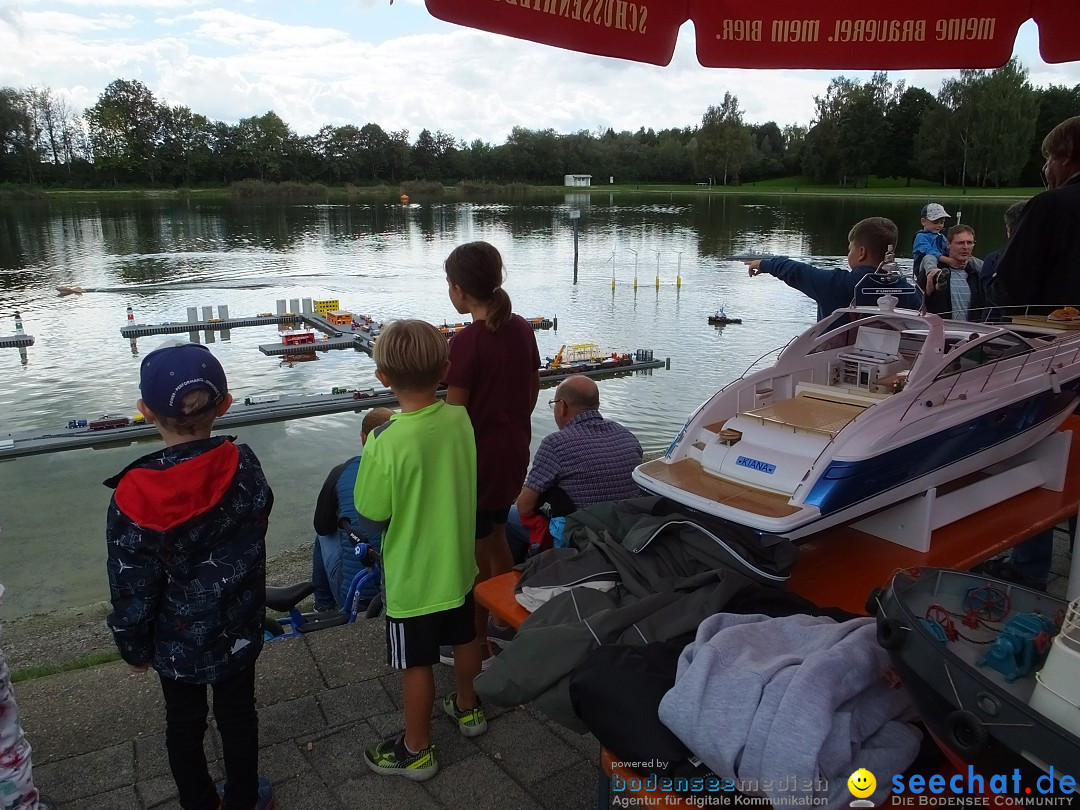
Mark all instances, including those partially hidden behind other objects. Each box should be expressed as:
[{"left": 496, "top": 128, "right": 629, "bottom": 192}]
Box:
[{"left": 524, "top": 410, "right": 643, "bottom": 509}]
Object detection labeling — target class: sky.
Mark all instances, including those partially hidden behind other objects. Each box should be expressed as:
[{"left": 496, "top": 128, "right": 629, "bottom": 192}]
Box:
[{"left": 1, "top": 0, "right": 1079, "bottom": 145}]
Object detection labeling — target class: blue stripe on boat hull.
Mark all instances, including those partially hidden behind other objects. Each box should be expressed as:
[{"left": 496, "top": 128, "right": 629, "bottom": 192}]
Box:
[{"left": 804, "top": 389, "right": 1079, "bottom": 517}]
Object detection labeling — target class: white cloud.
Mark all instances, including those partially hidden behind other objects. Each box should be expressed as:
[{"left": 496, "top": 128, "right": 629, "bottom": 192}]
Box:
[
  {"left": 53, "top": 0, "right": 211, "bottom": 7},
  {"left": 1, "top": 3, "right": 1078, "bottom": 144}
]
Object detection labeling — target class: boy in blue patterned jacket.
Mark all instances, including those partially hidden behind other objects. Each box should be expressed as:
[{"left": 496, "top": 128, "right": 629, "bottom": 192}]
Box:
[{"left": 105, "top": 342, "right": 275, "bottom": 810}]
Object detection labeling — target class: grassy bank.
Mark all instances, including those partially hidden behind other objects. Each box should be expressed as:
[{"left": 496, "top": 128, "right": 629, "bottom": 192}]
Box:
[{"left": 5, "top": 177, "right": 1041, "bottom": 203}]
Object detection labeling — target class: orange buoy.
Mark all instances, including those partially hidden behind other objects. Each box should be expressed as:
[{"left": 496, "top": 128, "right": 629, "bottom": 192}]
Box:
[{"left": 400, "top": 194, "right": 410, "bottom": 204}]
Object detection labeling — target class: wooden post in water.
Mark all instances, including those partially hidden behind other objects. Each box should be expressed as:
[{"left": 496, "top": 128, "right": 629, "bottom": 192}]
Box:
[{"left": 570, "top": 209, "right": 580, "bottom": 284}]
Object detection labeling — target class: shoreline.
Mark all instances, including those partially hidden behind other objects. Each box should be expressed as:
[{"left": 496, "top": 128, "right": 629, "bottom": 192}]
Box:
[
  {"left": 0, "top": 183, "right": 1041, "bottom": 204},
  {"left": 1, "top": 546, "right": 315, "bottom": 678}
]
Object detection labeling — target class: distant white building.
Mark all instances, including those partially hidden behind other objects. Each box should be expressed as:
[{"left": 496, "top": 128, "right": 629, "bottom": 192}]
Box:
[{"left": 564, "top": 174, "right": 592, "bottom": 187}]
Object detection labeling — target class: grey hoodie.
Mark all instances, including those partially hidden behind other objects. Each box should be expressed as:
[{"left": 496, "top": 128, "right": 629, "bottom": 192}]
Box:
[{"left": 658, "top": 613, "right": 921, "bottom": 810}]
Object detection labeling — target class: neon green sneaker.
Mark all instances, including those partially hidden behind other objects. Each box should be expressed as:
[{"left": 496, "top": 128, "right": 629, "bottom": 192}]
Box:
[
  {"left": 364, "top": 734, "right": 439, "bottom": 781},
  {"left": 441, "top": 692, "right": 488, "bottom": 738}
]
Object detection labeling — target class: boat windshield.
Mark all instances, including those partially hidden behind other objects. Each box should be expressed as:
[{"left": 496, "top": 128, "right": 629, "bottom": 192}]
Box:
[
  {"left": 806, "top": 315, "right": 910, "bottom": 356},
  {"left": 934, "top": 331, "right": 1033, "bottom": 379}
]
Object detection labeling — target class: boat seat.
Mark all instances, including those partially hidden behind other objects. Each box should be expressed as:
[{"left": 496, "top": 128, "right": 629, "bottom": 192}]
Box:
[
  {"left": 742, "top": 394, "right": 864, "bottom": 438},
  {"left": 795, "top": 382, "right": 888, "bottom": 407}
]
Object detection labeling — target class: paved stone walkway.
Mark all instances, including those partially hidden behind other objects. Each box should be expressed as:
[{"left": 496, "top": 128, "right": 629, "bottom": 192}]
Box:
[
  {"left": 18, "top": 619, "right": 600, "bottom": 809},
  {"left": 16, "top": 531, "right": 1075, "bottom": 808}
]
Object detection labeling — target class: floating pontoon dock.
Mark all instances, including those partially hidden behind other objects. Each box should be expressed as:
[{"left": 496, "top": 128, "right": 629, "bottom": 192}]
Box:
[
  {"left": 121, "top": 299, "right": 556, "bottom": 357},
  {"left": 1, "top": 356, "right": 667, "bottom": 460}
]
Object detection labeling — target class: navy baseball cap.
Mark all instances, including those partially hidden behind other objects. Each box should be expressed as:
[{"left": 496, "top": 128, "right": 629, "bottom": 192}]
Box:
[{"left": 139, "top": 341, "right": 228, "bottom": 418}]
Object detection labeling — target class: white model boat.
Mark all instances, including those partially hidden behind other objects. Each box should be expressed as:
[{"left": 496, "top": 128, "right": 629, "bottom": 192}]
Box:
[{"left": 634, "top": 301, "right": 1080, "bottom": 539}]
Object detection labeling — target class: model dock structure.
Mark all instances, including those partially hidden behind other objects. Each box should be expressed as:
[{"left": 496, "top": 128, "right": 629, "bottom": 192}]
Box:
[
  {"left": 120, "top": 298, "right": 557, "bottom": 356},
  {"left": 0, "top": 352, "right": 668, "bottom": 460},
  {"left": 1, "top": 312, "right": 34, "bottom": 349}
]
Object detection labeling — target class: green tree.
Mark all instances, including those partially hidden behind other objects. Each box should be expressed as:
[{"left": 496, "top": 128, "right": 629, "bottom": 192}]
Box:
[
  {"left": 0, "top": 88, "right": 36, "bottom": 183},
  {"left": 966, "top": 59, "right": 1037, "bottom": 186},
  {"left": 913, "top": 102, "right": 954, "bottom": 186},
  {"left": 881, "top": 86, "right": 937, "bottom": 183},
  {"left": 697, "top": 92, "right": 753, "bottom": 185},
  {"left": 781, "top": 124, "right": 806, "bottom": 175},
  {"left": 802, "top": 78, "right": 853, "bottom": 183},
  {"left": 1020, "top": 84, "right": 1080, "bottom": 185},
  {"left": 234, "top": 111, "right": 294, "bottom": 180},
  {"left": 158, "top": 105, "right": 213, "bottom": 185},
  {"left": 836, "top": 73, "right": 891, "bottom": 187},
  {"left": 386, "top": 129, "right": 411, "bottom": 181},
  {"left": 85, "top": 79, "right": 164, "bottom": 184},
  {"left": 357, "top": 123, "right": 391, "bottom": 181}
]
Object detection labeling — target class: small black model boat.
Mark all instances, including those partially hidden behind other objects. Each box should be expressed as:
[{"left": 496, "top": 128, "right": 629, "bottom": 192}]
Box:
[
  {"left": 708, "top": 306, "right": 742, "bottom": 325},
  {"left": 873, "top": 568, "right": 1080, "bottom": 782}
]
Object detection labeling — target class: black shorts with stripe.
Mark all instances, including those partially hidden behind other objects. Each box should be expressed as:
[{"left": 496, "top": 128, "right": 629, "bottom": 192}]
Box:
[{"left": 385, "top": 591, "right": 477, "bottom": 669}]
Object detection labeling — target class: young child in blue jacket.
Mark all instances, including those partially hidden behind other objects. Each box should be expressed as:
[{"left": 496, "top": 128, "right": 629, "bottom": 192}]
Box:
[
  {"left": 911, "top": 202, "right": 951, "bottom": 274},
  {"left": 105, "top": 342, "right": 275, "bottom": 810}
]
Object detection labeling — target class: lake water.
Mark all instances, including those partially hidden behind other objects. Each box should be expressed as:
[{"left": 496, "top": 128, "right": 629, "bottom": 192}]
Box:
[{"left": 0, "top": 191, "right": 1017, "bottom": 616}]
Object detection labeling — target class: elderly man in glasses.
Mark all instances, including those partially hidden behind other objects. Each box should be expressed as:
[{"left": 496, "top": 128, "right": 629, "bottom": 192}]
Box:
[
  {"left": 917, "top": 224, "right": 985, "bottom": 321},
  {"left": 504, "top": 375, "right": 643, "bottom": 563}
]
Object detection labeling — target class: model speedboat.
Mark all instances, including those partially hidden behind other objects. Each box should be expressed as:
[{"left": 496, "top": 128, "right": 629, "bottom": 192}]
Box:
[
  {"left": 874, "top": 568, "right": 1080, "bottom": 780},
  {"left": 634, "top": 301, "right": 1080, "bottom": 538}
]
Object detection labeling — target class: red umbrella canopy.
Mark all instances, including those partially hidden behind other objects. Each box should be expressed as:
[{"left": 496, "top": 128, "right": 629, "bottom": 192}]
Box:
[{"left": 424, "top": 0, "right": 1078, "bottom": 69}]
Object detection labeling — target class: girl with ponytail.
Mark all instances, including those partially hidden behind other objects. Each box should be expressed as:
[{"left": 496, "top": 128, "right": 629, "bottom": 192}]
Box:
[{"left": 443, "top": 241, "right": 540, "bottom": 663}]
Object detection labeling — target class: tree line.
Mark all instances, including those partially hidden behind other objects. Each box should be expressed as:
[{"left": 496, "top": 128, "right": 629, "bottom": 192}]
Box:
[{"left": 1, "top": 59, "right": 1077, "bottom": 190}]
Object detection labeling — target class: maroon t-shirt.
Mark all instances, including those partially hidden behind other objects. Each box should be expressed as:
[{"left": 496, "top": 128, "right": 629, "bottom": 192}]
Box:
[{"left": 446, "top": 314, "right": 540, "bottom": 510}]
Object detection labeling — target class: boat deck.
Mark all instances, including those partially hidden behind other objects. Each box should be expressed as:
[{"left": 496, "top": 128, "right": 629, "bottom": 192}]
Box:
[
  {"left": 742, "top": 394, "right": 866, "bottom": 438},
  {"left": 637, "top": 458, "right": 801, "bottom": 518}
]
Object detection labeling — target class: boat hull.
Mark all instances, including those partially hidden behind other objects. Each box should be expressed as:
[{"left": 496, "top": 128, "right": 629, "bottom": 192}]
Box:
[
  {"left": 875, "top": 569, "right": 1080, "bottom": 782},
  {"left": 635, "top": 394, "right": 1076, "bottom": 538}
]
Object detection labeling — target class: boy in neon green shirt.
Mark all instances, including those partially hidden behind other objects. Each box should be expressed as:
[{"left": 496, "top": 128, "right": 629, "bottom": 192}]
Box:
[{"left": 354, "top": 319, "right": 486, "bottom": 781}]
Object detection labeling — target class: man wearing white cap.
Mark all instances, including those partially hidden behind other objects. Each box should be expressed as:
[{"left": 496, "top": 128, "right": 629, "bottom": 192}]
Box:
[{"left": 911, "top": 202, "right": 950, "bottom": 274}]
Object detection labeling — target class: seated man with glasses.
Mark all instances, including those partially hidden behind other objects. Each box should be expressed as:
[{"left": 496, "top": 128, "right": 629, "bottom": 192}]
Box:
[
  {"left": 917, "top": 224, "right": 985, "bottom": 321},
  {"left": 505, "top": 375, "right": 643, "bottom": 565}
]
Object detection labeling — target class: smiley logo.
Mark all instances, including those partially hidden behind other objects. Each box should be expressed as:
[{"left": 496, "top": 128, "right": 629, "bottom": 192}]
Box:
[{"left": 848, "top": 769, "right": 876, "bottom": 799}]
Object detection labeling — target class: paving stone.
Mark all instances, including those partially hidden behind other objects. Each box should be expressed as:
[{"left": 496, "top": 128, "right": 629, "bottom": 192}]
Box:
[
  {"left": 56, "top": 784, "right": 142, "bottom": 810},
  {"left": 256, "top": 694, "right": 329, "bottom": 746},
  {"left": 426, "top": 754, "right": 544, "bottom": 810},
  {"left": 18, "top": 663, "right": 162, "bottom": 762},
  {"left": 532, "top": 760, "right": 603, "bottom": 810},
  {"left": 475, "top": 710, "right": 582, "bottom": 786},
  {"left": 304, "top": 721, "right": 378, "bottom": 785},
  {"left": 34, "top": 742, "right": 134, "bottom": 801},
  {"left": 538, "top": 714, "right": 602, "bottom": 762},
  {"left": 257, "top": 739, "right": 313, "bottom": 785},
  {"left": 305, "top": 621, "right": 392, "bottom": 688},
  {"left": 135, "top": 773, "right": 177, "bottom": 807},
  {"left": 336, "top": 774, "right": 442, "bottom": 810},
  {"left": 317, "top": 678, "right": 395, "bottom": 725},
  {"left": 255, "top": 636, "right": 326, "bottom": 705},
  {"left": 269, "top": 770, "right": 341, "bottom": 810},
  {"left": 133, "top": 730, "right": 218, "bottom": 782}
]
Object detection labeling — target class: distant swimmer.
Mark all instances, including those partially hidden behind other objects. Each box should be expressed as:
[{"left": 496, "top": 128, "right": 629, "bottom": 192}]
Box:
[{"left": 56, "top": 285, "right": 85, "bottom": 295}]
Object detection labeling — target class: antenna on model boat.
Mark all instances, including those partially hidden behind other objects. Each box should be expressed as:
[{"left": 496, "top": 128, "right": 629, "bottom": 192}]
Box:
[{"left": 874, "top": 244, "right": 901, "bottom": 281}]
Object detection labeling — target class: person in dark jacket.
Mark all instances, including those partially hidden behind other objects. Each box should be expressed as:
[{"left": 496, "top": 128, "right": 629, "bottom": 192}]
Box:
[
  {"left": 981, "top": 116, "right": 1080, "bottom": 590},
  {"left": 310, "top": 407, "right": 392, "bottom": 611},
  {"left": 105, "top": 342, "right": 275, "bottom": 810},
  {"left": 989, "top": 115, "right": 1080, "bottom": 315},
  {"left": 979, "top": 201, "right": 1027, "bottom": 323},
  {"left": 917, "top": 224, "right": 984, "bottom": 320},
  {"left": 747, "top": 217, "right": 922, "bottom": 320}
]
